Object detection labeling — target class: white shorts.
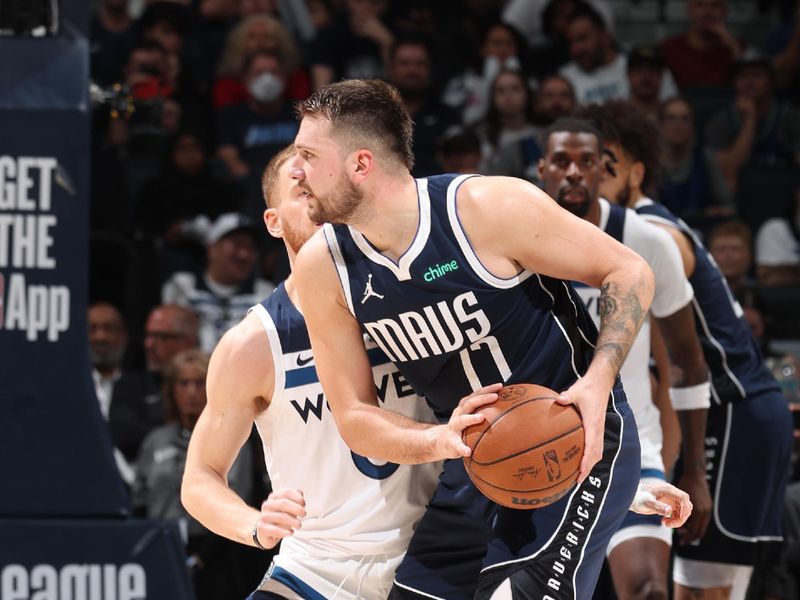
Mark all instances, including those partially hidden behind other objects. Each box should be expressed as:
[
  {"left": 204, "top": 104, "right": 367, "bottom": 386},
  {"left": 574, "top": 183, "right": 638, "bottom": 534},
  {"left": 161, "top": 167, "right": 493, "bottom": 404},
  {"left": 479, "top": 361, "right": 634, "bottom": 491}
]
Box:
[
  {"left": 673, "top": 557, "right": 753, "bottom": 593},
  {"left": 256, "top": 552, "right": 403, "bottom": 600}
]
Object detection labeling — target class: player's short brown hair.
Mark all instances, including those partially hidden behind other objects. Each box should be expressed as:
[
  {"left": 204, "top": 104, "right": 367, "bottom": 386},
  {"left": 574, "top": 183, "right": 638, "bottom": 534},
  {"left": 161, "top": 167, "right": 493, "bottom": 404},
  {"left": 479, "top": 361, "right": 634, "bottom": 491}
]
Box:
[
  {"left": 295, "top": 79, "right": 415, "bottom": 171},
  {"left": 261, "top": 145, "right": 296, "bottom": 208}
]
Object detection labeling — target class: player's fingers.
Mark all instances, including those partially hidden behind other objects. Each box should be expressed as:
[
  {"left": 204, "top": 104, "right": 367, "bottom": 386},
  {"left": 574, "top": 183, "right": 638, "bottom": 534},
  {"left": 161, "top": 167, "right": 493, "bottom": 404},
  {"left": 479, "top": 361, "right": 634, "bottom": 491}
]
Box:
[
  {"left": 269, "top": 488, "right": 306, "bottom": 507},
  {"left": 458, "top": 393, "right": 498, "bottom": 415},
  {"left": 263, "top": 497, "right": 307, "bottom": 518},
  {"left": 261, "top": 509, "right": 303, "bottom": 531},
  {"left": 577, "top": 426, "right": 602, "bottom": 483},
  {"left": 257, "top": 522, "right": 295, "bottom": 543},
  {"left": 556, "top": 391, "right": 574, "bottom": 406}
]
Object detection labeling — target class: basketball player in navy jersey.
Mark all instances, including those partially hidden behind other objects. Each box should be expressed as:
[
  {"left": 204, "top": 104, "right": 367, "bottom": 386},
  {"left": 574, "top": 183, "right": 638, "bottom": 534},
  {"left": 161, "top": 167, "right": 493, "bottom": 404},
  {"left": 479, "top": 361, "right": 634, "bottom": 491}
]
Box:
[
  {"left": 182, "top": 145, "right": 444, "bottom": 599},
  {"left": 290, "top": 80, "right": 691, "bottom": 599},
  {"left": 538, "top": 117, "right": 712, "bottom": 600},
  {"left": 581, "top": 101, "right": 793, "bottom": 600}
]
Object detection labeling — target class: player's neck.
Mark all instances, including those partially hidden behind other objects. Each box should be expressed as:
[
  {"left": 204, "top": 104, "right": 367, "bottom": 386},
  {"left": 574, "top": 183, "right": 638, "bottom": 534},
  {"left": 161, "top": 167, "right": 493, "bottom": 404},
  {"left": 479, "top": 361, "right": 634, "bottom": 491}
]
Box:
[
  {"left": 283, "top": 274, "right": 300, "bottom": 308},
  {"left": 629, "top": 188, "right": 645, "bottom": 206},
  {"left": 351, "top": 173, "right": 420, "bottom": 263}
]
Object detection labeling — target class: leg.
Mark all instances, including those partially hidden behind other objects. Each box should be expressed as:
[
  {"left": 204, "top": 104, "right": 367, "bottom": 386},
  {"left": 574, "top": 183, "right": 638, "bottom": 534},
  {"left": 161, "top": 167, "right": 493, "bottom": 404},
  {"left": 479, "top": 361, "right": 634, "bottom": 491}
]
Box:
[
  {"left": 608, "top": 537, "right": 670, "bottom": 600},
  {"left": 674, "top": 558, "right": 754, "bottom": 600}
]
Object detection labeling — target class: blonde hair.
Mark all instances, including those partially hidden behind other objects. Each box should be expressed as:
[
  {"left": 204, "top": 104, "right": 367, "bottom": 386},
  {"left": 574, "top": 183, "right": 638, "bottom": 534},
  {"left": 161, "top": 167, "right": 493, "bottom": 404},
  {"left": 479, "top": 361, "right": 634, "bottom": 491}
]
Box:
[
  {"left": 217, "top": 15, "right": 300, "bottom": 77},
  {"left": 162, "top": 349, "right": 210, "bottom": 422}
]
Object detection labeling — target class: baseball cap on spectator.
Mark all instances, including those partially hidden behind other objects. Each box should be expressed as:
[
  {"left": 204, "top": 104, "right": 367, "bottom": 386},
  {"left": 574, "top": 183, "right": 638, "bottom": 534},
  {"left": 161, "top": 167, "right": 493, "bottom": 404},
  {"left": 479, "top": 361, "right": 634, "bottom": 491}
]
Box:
[
  {"left": 206, "top": 213, "right": 258, "bottom": 245},
  {"left": 627, "top": 45, "right": 664, "bottom": 72},
  {"left": 733, "top": 47, "right": 773, "bottom": 75}
]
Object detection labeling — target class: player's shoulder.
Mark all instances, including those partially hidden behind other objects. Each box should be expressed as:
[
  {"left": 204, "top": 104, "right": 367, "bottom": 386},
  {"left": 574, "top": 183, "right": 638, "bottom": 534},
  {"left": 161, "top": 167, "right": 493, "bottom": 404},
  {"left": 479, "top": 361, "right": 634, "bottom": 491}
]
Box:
[
  {"left": 457, "top": 175, "right": 549, "bottom": 214},
  {"left": 209, "top": 311, "right": 273, "bottom": 391}
]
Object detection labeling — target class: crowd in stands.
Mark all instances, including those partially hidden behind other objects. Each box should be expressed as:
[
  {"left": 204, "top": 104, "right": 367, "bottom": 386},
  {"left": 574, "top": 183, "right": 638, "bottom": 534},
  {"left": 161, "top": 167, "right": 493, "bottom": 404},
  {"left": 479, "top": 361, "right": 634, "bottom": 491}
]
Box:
[{"left": 87, "top": 0, "right": 800, "bottom": 597}]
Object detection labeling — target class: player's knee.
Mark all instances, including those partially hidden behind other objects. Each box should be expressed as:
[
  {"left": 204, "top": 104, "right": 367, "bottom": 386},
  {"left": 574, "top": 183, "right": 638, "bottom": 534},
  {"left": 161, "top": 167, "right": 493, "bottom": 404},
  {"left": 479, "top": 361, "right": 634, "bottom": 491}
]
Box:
[{"left": 618, "top": 571, "right": 668, "bottom": 600}]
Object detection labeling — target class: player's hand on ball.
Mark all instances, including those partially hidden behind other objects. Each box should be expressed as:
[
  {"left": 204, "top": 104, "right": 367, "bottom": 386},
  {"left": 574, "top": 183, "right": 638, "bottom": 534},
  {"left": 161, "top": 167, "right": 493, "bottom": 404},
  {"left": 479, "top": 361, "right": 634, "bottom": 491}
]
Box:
[
  {"left": 557, "top": 379, "right": 607, "bottom": 483},
  {"left": 435, "top": 383, "right": 501, "bottom": 460},
  {"left": 255, "top": 489, "right": 307, "bottom": 549},
  {"left": 631, "top": 481, "right": 692, "bottom": 528}
]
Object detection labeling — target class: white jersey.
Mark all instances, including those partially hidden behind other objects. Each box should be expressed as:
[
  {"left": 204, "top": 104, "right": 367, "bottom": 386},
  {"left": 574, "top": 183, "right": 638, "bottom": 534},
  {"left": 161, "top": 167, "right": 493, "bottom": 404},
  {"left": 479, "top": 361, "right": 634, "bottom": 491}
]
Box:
[
  {"left": 249, "top": 284, "right": 441, "bottom": 598},
  {"left": 574, "top": 199, "right": 692, "bottom": 474}
]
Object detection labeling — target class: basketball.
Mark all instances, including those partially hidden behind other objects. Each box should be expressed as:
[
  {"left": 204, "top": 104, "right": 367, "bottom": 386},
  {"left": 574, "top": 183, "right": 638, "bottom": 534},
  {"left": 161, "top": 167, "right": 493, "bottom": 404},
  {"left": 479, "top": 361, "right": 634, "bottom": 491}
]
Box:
[{"left": 462, "top": 384, "right": 584, "bottom": 509}]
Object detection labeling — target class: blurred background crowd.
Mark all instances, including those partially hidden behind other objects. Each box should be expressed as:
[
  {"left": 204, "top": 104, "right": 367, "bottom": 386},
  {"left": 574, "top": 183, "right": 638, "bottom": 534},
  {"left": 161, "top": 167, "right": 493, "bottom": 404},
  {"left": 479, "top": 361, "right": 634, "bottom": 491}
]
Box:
[{"left": 84, "top": 0, "right": 800, "bottom": 597}]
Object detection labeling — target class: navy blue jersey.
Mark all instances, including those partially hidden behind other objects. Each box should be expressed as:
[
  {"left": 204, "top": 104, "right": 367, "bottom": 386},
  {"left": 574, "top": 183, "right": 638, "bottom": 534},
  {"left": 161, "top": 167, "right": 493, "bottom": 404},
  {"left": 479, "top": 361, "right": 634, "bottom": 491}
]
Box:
[
  {"left": 635, "top": 199, "right": 780, "bottom": 403},
  {"left": 324, "top": 174, "right": 602, "bottom": 421}
]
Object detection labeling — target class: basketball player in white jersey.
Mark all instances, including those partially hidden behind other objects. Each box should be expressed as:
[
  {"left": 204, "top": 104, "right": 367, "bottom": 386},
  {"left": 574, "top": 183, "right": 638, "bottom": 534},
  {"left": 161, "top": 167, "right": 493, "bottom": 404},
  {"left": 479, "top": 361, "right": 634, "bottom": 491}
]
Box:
[
  {"left": 181, "top": 145, "right": 443, "bottom": 599},
  {"left": 538, "top": 117, "right": 712, "bottom": 600}
]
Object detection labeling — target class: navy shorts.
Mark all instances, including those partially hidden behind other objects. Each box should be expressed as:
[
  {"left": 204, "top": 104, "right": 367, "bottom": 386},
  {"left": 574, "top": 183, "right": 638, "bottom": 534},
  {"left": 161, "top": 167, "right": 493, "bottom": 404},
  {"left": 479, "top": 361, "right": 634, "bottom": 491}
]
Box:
[
  {"left": 392, "top": 388, "right": 640, "bottom": 600},
  {"left": 675, "top": 390, "right": 793, "bottom": 566}
]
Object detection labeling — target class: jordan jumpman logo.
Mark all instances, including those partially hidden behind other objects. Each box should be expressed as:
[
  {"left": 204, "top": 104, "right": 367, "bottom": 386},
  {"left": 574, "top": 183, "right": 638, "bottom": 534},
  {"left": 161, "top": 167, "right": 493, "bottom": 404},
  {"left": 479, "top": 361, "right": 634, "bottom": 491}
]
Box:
[{"left": 361, "top": 274, "right": 384, "bottom": 304}]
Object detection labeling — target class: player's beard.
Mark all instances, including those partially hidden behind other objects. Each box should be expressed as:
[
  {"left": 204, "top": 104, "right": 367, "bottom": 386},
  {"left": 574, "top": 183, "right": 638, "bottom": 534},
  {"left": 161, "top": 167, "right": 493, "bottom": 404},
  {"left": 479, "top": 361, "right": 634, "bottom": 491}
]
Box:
[
  {"left": 282, "top": 219, "right": 316, "bottom": 255},
  {"left": 306, "top": 174, "right": 364, "bottom": 225},
  {"left": 615, "top": 184, "right": 632, "bottom": 207},
  {"left": 556, "top": 185, "right": 591, "bottom": 217}
]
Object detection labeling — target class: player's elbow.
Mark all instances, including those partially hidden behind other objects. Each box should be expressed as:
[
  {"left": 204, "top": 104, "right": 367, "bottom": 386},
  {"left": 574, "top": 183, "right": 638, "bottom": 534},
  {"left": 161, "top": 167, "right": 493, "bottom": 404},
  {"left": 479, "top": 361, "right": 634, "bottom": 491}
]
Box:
[{"left": 180, "top": 468, "right": 203, "bottom": 519}]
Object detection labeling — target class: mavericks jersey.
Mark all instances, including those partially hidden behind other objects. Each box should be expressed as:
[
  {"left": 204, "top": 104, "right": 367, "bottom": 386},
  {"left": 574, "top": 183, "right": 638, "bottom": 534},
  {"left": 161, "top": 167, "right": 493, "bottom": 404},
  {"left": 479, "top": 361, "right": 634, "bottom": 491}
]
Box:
[
  {"left": 635, "top": 198, "right": 780, "bottom": 403},
  {"left": 573, "top": 200, "right": 692, "bottom": 474},
  {"left": 324, "top": 174, "right": 603, "bottom": 421},
  {"left": 250, "top": 284, "right": 440, "bottom": 559}
]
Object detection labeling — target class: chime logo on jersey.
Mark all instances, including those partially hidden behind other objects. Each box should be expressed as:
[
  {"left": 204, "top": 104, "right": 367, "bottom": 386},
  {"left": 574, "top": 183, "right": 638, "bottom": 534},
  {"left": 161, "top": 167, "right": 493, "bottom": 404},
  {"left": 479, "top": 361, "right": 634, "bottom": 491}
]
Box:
[
  {"left": 422, "top": 259, "right": 459, "bottom": 282},
  {"left": 363, "top": 291, "right": 490, "bottom": 362}
]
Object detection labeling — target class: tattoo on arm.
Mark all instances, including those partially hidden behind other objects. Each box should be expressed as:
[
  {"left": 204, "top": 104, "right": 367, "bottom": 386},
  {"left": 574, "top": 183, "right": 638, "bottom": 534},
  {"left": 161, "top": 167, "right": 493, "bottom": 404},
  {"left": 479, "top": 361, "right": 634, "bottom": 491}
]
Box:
[{"left": 595, "top": 282, "right": 646, "bottom": 375}]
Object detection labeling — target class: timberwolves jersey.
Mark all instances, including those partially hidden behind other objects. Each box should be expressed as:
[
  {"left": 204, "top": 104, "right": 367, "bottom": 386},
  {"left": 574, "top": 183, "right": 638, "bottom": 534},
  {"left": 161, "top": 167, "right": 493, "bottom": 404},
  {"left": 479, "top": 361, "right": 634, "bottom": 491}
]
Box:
[
  {"left": 573, "top": 199, "right": 692, "bottom": 474},
  {"left": 634, "top": 198, "right": 780, "bottom": 404},
  {"left": 250, "top": 284, "right": 440, "bottom": 560},
  {"left": 324, "top": 174, "right": 601, "bottom": 418}
]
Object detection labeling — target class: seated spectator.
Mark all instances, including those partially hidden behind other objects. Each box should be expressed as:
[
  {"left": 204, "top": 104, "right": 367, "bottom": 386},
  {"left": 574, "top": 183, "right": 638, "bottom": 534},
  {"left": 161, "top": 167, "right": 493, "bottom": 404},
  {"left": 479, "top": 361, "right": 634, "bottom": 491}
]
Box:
[
  {"left": 755, "top": 191, "right": 800, "bottom": 286},
  {"left": 136, "top": 130, "right": 240, "bottom": 266},
  {"left": 559, "top": 7, "right": 676, "bottom": 105},
  {"left": 706, "top": 221, "right": 765, "bottom": 339},
  {"left": 213, "top": 15, "right": 310, "bottom": 109},
  {"left": 436, "top": 126, "right": 483, "bottom": 174},
  {"left": 133, "top": 349, "right": 254, "bottom": 600},
  {"left": 90, "top": 0, "right": 137, "bottom": 85},
  {"left": 658, "top": 97, "right": 733, "bottom": 218},
  {"left": 162, "top": 213, "right": 274, "bottom": 352},
  {"left": 144, "top": 304, "right": 200, "bottom": 381},
  {"left": 705, "top": 51, "right": 800, "bottom": 192},
  {"left": 215, "top": 49, "right": 298, "bottom": 181},
  {"left": 387, "top": 37, "right": 460, "bottom": 176},
  {"left": 659, "top": 0, "right": 742, "bottom": 89},
  {"left": 626, "top": 45, "right": 669, "bottom": 120},
  {"left": 479, "top": 69, "right": 542, "bottom": 183},
  {"left": 442, "top": 21, "right": 529, "bottom": 125},
  {"left": 532, "top": 73, "right": 576, "bottom": 126},
  {"left": 89, "top": 301, "right": 164, "bottom": 484},
  {"left": 309, "top": 0, "right": 395, "bottom": 91}
]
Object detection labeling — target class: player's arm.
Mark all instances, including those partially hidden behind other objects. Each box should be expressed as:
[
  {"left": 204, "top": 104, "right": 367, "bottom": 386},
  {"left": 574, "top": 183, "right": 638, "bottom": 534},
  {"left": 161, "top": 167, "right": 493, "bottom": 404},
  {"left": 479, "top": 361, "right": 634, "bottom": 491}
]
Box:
[
  {"left": 294, "top": 231, "right": 500, "bottom": 464},
  {"left": 181, "top": 314, "right": 305, "bottom": 550},
  {"left": 650, "top": 319, "right": 681, "bottom": 476},
  {"left": 458, "top": 176, "right": 655, "bottom": 481}
]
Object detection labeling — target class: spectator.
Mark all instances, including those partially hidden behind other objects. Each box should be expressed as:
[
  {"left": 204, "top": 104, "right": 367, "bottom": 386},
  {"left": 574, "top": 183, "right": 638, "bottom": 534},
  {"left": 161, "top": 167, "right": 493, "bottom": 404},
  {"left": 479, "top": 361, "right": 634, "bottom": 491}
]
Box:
[
  {"left": 308, "top": 0, "right": 395, "bottom": 91},
  {"left": 143, "top": 304, "right": 200, "bottom": 377},
  {"left": 89, "top": 301, "right": 164, "bottom": 484},
  {"left": 162, "top": 213, "right": 274, "bottom": 352},
  {"left": 755, "top": 191, "right": 800, "bottom": 286},
  {"left": 765, "top": 0, "right": 800, "bottom": 101},
  {"left": 90, "top": 0, "right": 137, "bottom": 85},
  {"left": 436, "top": 126, "right": 483, "bottom": 174},
  {"left": 659, "top": 0, "right": 742, "bottom": 89},
  {"left": 502, "top": 0, "right": 613, "bottom": 49},
  {"left": 442, "top": 21, "right": 529, "bottom": 125},
  {"left": 215, "top": 49, "right": 298, "bottom": 181},
  {"left": 533, "top": 73, "right": 576, "bottom": 126},
  {"left": 658, "top": 97, "right": 733, "bottom": 218},
  {"left": 479, "top": 69, "right": 542, "bottom": 183},
  {"left": 705, "top": 50, "right": 800, "bottom": 191},
  {"left": 213, "top": 15, "right": 310, "bottom": 109},
  {"left": 387, "top": 37, "right": 460, "bottom": 176},
  {"left": 560, "top": 7, "right": 677, "bottom": 105},
  {"left": 706, "top": 221, "right": 765, "bottom": 339},
  {"left": 627, "top": 45, "right": 669, "bottom": 120},
  {"left": 133, "top": 349, "right": 254, "bottom": 600},
  {"left": 136, "top": 130, "right": 240, "bottom": 259}
]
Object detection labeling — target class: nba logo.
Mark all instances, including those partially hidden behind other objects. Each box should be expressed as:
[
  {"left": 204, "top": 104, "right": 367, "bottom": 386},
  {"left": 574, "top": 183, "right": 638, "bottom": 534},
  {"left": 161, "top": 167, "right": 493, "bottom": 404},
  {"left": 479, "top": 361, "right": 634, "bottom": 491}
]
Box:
[{"left": 0, "top": 273, "right": 4, "bottom": 329}]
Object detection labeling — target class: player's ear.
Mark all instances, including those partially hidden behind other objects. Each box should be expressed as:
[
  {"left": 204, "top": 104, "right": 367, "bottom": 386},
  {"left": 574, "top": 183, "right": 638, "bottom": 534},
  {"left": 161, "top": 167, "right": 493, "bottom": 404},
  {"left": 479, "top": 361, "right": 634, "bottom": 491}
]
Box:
[
  {"left": 264, "top": 207, "right": 283, "bottom": 240},
  {"left": 537, "top": 158, "right": 546, "bottom": 181},
  {"left": 351, "top": 149, "right": 374, "bottom": 183}
]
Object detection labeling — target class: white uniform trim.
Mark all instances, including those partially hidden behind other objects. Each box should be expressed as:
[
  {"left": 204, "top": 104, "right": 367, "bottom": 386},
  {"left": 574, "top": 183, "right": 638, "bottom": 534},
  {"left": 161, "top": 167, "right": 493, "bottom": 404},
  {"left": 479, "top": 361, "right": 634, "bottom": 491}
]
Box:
[
  {"left": 535, "top": 275, "right": 581, "bottom": 379},
  {"left": 390, "top": 580, "right": 447, "bottom": 600},
  {"left": 445, "top": 174, "right": 534, "bottom": 289},
  {"left": 347, "top": 179, "right": 432, "bottom": 282},
  {"left": 249, "top": 303, "right": 285, "bottom": 404},
  {"left": 323, "top": 224, "right": 356, "bottom": 317}
]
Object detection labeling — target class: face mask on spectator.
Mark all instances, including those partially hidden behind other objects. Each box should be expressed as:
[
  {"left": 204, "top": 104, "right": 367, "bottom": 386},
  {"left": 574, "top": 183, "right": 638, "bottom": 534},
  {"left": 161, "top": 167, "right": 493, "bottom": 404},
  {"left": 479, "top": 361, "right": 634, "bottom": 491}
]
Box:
[{"left": 248, "top": 72, "right": 284, "bottom": 103}]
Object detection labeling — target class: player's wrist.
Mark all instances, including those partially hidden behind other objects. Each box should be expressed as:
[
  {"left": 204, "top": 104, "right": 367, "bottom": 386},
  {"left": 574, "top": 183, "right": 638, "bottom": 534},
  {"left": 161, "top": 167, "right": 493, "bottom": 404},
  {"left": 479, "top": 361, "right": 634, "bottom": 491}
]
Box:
[{"left": 252, "top": 519, "right": 269, "bottom": 551}]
